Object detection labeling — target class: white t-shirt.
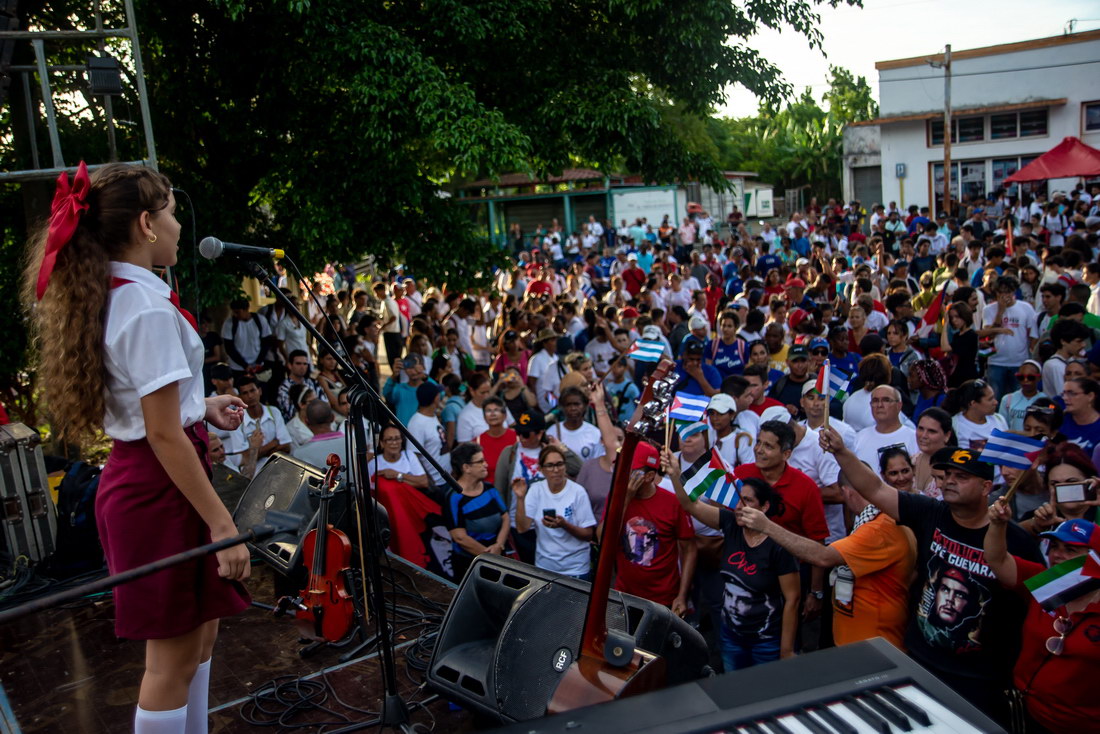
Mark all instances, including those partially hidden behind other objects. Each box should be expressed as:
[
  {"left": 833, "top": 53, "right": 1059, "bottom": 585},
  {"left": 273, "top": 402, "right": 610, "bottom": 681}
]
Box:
[
  {"left": 554, "top": 422, "right": 605, "bottom": 461},
  {"left": 534, "top": 355, "right": 564, "bottom": 412},
  {"left": 286, "top": 415, "right": 312, "bottom": 449},
  {"left": 104, "top": 262, "right": 206, "bottom": 441},
  {"left": 521, "top": 478, "right": 596, "bottom": 576},
  {"left": 983, "top": 300, "right": 1038, "bottom": 368},
  {"left": 586, "top": 339, "right": 618, "bottom": 376},
  {"left": 274, "top": 316, "right": 309, "bottom": 362},
  {"left": 711, "top": 411, "right": 758, "bottom": 468},
  {"left": 225, "top": 404, "right": 293, "bottom": 474},
  {"left": 790, "top": 425, "right": 845, "bottom": 543},
  {"left": 370, "top": 449, "right": 423, "bottom": 481},
  {"left": 407, "top": 412, "right": 447, "bottom": 485},
  {"left": 528, "top": 349, "right": 556, "bottom": 384},
  {"left": 952, "top": 412, "right": 1008, "bottom": 450},
  {"left": 455, "top": 401, "right": 490, "bottom": 443},
  {"left": 853, "top": 424, "right": 919, "bottom": 478},
  {"left": 220, "top": 311, "right": 272, "bottom": 371},
  {"left": 842, "top": 388, "right": 875, "bottom": 432}
]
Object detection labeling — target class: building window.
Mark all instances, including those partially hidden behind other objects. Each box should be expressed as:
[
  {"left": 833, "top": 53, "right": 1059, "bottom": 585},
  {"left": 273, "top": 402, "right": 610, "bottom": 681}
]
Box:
[
  {"left": 932, "top": 159, "right": 986, "bottom": 213},
  {"left": 958, "top": 117, "right": 984, "bottom": 143},
  {"left": 929, "top": 116, "right": 983, "bottom": 146},
  {"left": 990, "top": 113, "right": 1018, "bottom": 140},
  {"left": 1019, "top": 109, "right": 1048, "bottom": 137},
  {"left": 991, "top": 158, "right": 1020, "bottom": 190},
  {"left": 1085, "top": 102, "right": 1100, "bottom": 132}
]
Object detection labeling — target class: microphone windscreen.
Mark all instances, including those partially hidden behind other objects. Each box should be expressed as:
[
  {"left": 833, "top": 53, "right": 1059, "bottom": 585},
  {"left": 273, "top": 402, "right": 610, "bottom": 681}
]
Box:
[{"left": 198, "top": 236, "right": 223, "bottom": 259}]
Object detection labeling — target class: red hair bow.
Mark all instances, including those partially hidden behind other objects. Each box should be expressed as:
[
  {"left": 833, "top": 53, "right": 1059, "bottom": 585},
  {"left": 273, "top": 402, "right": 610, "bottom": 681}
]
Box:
[{"left": 35, "top": 161, "right": 91, "bottom": 301}]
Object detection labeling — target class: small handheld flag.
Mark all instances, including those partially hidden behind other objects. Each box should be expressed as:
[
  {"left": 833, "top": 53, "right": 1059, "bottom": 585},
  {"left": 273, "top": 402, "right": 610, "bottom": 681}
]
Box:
[
  {"left": 669, "top": 392, "right": 709, "bottom": 423},
  {"left": 978, "top": 429, "right": 1045, "bottom": 470},
  {"left": 1025, "top": 555, "right": 1100, "bottom": 612},
  {"left": 682, "top": 448, "right": 741, "bottom": 508},
  {"left": 627, "top": 338, "right": 665, "bottom": 363}
]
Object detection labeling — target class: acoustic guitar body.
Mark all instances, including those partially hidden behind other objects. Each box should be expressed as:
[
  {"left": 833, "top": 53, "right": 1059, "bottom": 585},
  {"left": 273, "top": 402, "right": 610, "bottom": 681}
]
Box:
[{"left": 547, "top": 650, "right": 666, "bottom": 714}]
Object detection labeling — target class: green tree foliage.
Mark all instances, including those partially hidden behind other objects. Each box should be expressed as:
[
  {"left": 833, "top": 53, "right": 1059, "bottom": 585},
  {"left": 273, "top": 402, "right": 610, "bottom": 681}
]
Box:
[
  {"left": 1, "top": 0, "right": 861, "bottom": 408},
  {"left": 712, "top": 65, "right": 877, "bottom": 199}
]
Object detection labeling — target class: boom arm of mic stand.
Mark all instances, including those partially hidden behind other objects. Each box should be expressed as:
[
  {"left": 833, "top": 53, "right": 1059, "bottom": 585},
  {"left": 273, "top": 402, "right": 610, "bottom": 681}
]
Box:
[{"left": 241, "top": 261, "right": 463, "bottom": 495}]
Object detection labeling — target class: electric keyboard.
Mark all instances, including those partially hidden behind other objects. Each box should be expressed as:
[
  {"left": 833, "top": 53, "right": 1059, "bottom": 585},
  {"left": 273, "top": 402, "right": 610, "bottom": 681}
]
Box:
[{"left": 487, "top": 638, "right": 1005, "bottom": 733}]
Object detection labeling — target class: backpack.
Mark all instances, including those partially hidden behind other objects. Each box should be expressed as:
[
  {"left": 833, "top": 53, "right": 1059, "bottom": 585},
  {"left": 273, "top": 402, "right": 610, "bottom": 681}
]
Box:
[{"left": 43, "top": 461, "right": 104, "bottom": 578}]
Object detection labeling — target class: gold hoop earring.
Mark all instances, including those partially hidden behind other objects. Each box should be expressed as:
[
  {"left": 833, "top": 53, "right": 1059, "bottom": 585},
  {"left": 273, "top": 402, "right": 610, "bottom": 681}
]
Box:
[{"left": 148, "top": 234, "right": 158, "bottom": 244}]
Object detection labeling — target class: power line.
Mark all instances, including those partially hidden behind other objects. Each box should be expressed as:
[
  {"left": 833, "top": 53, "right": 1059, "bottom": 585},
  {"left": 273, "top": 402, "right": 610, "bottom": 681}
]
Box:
[{"left": 881, "top": 58, "right": 1100, "bottom": 82}]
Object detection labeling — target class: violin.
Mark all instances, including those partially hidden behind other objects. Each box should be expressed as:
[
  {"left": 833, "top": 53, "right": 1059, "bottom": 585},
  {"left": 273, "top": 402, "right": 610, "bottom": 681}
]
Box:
[
  {"left": 547, "top": 358, "right": 678, "bottom": 714},
  {"left": 295, "top": 453, "right": 355, "bottom": 643}
]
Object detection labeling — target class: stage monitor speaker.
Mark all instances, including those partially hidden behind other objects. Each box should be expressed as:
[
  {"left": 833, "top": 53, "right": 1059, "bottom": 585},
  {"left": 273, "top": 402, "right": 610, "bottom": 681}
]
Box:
[
  {"left": 427, "top": 554, "right": 711, "bottom": 723},
  {"left": 232, "top": 452, "right": 345, "bottom": 575}
]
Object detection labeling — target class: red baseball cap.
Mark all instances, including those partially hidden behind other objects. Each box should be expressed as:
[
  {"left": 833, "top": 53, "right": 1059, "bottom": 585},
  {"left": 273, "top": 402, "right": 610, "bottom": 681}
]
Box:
[
  {"left": 630, "top": 441, "right": 660, "bottom": 472},
  {"left": 621, "top": 307, "right": 640, "bottom": 318},
  {"left": 784, "top": 277, "right": 806, "bottom": 289}
]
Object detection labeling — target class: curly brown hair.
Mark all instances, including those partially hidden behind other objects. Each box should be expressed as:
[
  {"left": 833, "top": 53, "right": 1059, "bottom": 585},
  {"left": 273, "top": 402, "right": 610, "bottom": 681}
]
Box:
[{"left": 22, "top": 163, "right": 172, "bottom": 444}]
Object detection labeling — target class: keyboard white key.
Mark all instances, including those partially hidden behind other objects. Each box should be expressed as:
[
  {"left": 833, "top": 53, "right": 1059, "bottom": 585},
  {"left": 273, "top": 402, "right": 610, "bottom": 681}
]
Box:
[{"left": 894, "top": 684, "right": 985, "bottom": 733}]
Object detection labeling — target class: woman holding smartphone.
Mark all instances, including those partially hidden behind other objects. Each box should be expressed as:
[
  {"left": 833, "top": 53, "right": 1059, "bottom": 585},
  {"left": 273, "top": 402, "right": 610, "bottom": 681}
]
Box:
[
  {"left": 512, "top": 445, "right": 595, "bottom": 579},
  {"left": 1021, "top": 443, "right": 1100, "bottom": 537}
]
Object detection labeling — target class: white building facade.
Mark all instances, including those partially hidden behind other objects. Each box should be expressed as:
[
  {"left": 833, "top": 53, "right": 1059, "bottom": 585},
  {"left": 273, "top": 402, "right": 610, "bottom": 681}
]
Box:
[{"left": 843, "top": 30, "right": 1100, "bottom": 212}]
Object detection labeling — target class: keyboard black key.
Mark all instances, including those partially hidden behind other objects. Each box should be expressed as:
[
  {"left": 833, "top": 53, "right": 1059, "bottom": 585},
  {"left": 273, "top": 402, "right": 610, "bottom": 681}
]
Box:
[
  {"left": 842, "top": 697, "right": 891, "bottom": 734},
  {"left": 794, "top": 711, "right": 833, "bottom": 734},
  {"left": 816, "top": 705, "right": 860, "bottom": 734},
  {"left": 862, "top": 694, "right": 913, "bottom": 732},
  {"left": 876, "top": 688, "right": 932, "bottom": 727},
  {"left": 741, "top": 723, "right": 766, "bottom": 734},
  {"left": 762, "top": 718, "right": 797, "bottom": 734}
]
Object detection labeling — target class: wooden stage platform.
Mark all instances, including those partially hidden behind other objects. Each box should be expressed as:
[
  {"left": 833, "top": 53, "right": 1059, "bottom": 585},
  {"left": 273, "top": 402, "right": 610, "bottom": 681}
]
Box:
[{"left": 0, "top": 556, "right": 473, "bottom": 733}]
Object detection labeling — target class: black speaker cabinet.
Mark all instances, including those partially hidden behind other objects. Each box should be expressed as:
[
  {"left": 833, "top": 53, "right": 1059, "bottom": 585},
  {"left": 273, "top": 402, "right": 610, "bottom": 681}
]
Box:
[
  {"left": 232, "top": 452, "right": 346, "bottom": 574},
  {"left": 427, "top": 554, "right": 710, "bottom": 723}
]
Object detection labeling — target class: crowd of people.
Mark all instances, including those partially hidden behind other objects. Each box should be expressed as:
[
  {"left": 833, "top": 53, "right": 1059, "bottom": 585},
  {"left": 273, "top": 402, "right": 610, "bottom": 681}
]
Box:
[{"left": 200, "top": 189, "right": 1100, "bottom": 733}]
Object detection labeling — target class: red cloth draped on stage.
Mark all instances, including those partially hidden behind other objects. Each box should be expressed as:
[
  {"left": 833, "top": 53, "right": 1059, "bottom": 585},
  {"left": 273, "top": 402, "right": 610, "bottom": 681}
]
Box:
[{"left": 373, "top": 477, "right": 443, "bottom": 570}]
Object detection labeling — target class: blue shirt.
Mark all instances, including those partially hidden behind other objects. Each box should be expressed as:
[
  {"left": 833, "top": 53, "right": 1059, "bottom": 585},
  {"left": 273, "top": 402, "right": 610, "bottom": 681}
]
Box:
[
  {"left": 674, "top": 361, "right": 722, "bottom": 395},
  {"left": 792, "top": 237, "right": 811, "bottom": 257},
  {"left": 830, "top": 351, "right": 861, "bottom": 378},
  {"left": 706, "top": 338, "right": 746, "bottom": 379},
  {"left": 756, "top": 254, "right": 782, "bottom": 276},
  {"left": 383, "top": 377, "right": 438, "bottom": 426},
  {"left": 907, "top": 216, "right": 931, "bottom": 235},
  {"left": 444, "top": 487, "right": 507, "bottom": 557},
  {"left": 636, "top": 251, "right": 654, "bottom": 274},
  {"left": 605, "top": 377, "right": 641, "bottom": 423},
  {"left": 1060, "top": 414, "right": 1100, "bottom": 455}
]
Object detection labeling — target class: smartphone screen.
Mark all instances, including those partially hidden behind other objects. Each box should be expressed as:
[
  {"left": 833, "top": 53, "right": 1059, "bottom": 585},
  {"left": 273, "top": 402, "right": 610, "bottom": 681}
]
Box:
[
  {"left": 1055, "top": 482, "right": 1090, "bottom": 504},
  {"left": 543, "top": 508, "right": 557, "bottom": 519}
]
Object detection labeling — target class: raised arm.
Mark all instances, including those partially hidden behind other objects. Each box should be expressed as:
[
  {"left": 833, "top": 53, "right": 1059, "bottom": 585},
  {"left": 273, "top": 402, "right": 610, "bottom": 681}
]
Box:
[
  {"left": 589, "top": 382, "right": 620, "bottom": 458},
  {"left": 736, "top": 506, "right": 843, "bottom": 568},
  {"left": 818, "top": 425, "right": 899, "bottom": 520},
  {"left": 984, "top": 497, "right": 1019, "bottom": 587}
]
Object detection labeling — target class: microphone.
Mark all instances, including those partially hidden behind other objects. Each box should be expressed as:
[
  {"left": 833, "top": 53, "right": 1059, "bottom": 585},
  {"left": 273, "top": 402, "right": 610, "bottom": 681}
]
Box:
[{"left": 199, "top": 236, "right": 285, "bottom": 261}]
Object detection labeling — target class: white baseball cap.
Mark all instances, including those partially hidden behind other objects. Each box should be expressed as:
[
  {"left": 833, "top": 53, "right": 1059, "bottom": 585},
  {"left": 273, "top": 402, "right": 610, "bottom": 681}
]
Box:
[{"left": 707, "top": 393, "right": 737, "bottom": 414}]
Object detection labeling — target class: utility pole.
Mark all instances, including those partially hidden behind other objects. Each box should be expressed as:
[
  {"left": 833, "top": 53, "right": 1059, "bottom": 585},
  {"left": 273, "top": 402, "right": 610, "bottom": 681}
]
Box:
[{"left": 942, "top": 45, "right": 952, "bottom": 217}]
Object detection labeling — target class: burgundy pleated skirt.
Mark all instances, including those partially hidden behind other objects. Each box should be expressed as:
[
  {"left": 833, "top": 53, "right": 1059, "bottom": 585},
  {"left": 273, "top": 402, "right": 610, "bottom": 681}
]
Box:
[{"left": 96, "top": 422, "right": 250, "bottom": 639}]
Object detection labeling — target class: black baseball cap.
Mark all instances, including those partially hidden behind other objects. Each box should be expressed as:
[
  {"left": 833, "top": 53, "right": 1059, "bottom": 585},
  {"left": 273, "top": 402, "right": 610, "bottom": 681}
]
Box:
[
  {"left": 788, "top": 345, "right": 809, "bottom": 361},
  {"left": 514, "top": 410, "right": 546, "bottom": 435},
  {"left": 932, "top": 446, "right": 994, "bottom": 481}
]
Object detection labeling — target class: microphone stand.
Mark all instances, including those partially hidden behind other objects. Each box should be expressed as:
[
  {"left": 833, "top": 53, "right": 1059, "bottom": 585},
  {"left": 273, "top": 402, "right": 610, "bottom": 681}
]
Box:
[{"left": 242, "top": 260, "right": 447, "bottom": 732}]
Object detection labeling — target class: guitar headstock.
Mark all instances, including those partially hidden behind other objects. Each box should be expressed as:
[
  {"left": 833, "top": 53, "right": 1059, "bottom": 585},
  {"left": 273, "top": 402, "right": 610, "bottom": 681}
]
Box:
[{"left": 627, "top": 359, "right": 677, "bottom": 435}]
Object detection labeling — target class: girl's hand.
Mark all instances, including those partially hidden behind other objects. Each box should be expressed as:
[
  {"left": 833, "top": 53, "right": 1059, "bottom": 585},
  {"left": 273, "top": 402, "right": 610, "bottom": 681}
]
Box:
[{"left": 205, "top": 394, "right": 246, "bottom": 431}]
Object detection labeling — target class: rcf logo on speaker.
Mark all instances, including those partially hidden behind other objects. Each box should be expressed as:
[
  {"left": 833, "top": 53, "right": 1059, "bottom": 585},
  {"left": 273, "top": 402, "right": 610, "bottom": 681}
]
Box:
[{"left": 552, "top": 647, "right": 572, "bottom": 672}]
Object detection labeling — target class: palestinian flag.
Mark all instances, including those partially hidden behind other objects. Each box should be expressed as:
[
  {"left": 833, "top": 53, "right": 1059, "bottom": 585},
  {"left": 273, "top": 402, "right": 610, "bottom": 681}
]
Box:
[
  {"left": 813, "top": 359, "right": 849, "bottom": 401},
  {"left": 682, "top": 447, "right": 741, "bottom": 508},
  {"left": 1024, "top": 554, "right": 1100, "bottom": 612}
]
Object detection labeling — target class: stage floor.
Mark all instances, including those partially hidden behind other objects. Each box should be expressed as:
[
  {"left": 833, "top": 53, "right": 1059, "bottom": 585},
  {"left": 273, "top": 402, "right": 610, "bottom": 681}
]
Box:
[{"left": 0, "top": 556, "right": 473, "bottom": 733}]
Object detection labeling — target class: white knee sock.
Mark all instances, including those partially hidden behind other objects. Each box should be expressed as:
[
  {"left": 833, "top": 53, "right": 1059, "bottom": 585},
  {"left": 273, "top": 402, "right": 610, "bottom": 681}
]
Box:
[
  {"left": 134, "top": 704, "right": 187, "bottom": 734},
  {"left": 184, "top": 658, "right": 212, "bottom": 734}
]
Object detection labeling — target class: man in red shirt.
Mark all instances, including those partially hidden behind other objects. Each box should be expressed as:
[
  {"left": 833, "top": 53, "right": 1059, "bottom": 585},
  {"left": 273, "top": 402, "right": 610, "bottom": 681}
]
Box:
[
  {"left": 599, "top": 441, "right": 696, "bottom": 615},
  {"left": 524, "top": 267, "right": 554, "bottom": 299},
  {"left": 621, "top": 254, "right": 647, "bottom": 298},
  {"left": 734, "top": 419, "right": 829, "bottom": 619}
]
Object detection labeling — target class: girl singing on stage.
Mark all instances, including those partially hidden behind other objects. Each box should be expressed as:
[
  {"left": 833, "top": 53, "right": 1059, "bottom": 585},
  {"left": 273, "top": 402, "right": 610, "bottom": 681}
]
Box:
[{"left": 25, "top": 162, "right": 251, "bottom": 734}]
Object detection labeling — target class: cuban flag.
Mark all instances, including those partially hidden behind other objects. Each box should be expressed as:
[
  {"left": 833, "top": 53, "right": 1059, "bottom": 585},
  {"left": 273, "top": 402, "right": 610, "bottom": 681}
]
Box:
[
  {"left": 581, "top": 283, "right": 595, "bottom": 299},
  {"left": 669, "top": 392, "right": 709, "bottom": 423},
  {"left": 978, "top": 429, "right": 1045, "bottom": 470},
  {"left": 627, "top": 338, "right": 665, "bottom": 363}
]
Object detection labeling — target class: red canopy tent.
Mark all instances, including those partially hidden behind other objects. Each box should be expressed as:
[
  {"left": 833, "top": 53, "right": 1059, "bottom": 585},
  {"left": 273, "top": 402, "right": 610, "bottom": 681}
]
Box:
[{"left": 1005, "top": 136, "right": 1100, "bottom": 183}]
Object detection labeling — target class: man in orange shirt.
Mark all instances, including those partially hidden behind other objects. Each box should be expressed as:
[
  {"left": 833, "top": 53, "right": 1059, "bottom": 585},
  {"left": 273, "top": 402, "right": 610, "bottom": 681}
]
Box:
[{"left": 736, "top": 474, "right": 916, "bottom": 649}]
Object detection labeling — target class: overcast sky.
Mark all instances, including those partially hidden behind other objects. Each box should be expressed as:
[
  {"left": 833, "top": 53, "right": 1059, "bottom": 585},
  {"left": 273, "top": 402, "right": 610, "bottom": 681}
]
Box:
[{"left": 717, "top": 0, "right": 1100, "bottom": 118}]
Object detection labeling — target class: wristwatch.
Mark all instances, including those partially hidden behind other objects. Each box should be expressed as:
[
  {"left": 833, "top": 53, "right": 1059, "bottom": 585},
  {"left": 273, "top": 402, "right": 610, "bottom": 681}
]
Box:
[
  {"left": 810, "top": 590, "right": 825, "bottom": 600},
  {"left": 397, "top": 472, "right": 404, "bottom": 483}
]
